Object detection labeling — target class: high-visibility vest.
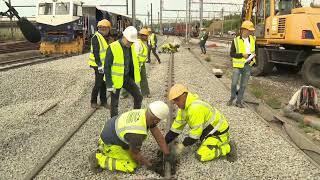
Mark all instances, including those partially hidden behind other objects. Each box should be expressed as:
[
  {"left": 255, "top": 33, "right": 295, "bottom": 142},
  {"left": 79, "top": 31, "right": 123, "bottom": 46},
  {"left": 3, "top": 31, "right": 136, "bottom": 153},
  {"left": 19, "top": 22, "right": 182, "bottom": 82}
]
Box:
[
  {"left": 148, "top": 33, "right": 156, "bottom": 47},
  {"left": 115, "top": 109, "right": 148, "bottom": 144},
  {"left": 88, "top": 32, "right": 108, "bottom": 67},
  {"left": 135, "top": 39, "right": 148, "bottom": 64},
  {"left": 232, "top": 35, "right": 256, "bottom": 68},
  {"left": 109, "top": 40, "right": 141, "bottom": 89},
  {"left": 170, "top": 93, "right": 229, "bottom": 140}
]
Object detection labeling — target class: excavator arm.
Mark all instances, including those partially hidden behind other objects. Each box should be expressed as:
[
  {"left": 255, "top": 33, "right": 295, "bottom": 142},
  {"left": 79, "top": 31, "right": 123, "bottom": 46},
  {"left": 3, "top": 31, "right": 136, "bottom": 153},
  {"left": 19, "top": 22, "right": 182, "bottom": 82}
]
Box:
[{"left": 241, "top": 0, "right": 257, "bottom": 21}]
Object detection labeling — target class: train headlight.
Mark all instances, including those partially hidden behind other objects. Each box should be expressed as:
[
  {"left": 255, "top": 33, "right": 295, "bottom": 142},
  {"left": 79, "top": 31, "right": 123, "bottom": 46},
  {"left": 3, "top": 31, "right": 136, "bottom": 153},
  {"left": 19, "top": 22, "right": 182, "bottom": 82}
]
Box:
[
  {"left": 67, "top": 25, "right": 72, "bottom": 30},
  {"left": 38, "top": 26, "right": 42, "bottom": 30}
]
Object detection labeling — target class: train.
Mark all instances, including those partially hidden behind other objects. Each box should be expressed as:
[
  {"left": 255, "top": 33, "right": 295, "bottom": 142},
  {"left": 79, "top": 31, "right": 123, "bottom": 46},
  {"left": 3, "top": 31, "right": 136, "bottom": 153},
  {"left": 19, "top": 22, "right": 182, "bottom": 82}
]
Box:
[
  {"left": 35, "top": 0, "right": 141, "bottom": 54},
  {"left": 163, "top": 23, "right": 200, "bottom": 37}
]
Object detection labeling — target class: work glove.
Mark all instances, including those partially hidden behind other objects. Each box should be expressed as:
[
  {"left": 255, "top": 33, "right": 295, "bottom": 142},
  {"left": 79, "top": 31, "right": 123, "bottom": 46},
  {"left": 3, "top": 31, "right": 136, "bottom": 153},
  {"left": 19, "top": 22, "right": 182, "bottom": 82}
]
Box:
[
  {"left": 175, "top": 143, "right": 185, "bottom": 155},
  {"left": 107, "top": 86, "right": 116, "bottom": 94},
  {"left": 98, "top": 66, "right": 104, "bottom": 74}
]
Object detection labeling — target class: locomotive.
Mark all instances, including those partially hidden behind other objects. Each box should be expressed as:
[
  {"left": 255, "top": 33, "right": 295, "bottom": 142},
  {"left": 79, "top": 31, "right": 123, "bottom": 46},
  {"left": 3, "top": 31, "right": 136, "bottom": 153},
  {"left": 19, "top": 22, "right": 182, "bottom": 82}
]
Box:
[{"left": 35, "top": 0, "right": 135, "bottom": 54}]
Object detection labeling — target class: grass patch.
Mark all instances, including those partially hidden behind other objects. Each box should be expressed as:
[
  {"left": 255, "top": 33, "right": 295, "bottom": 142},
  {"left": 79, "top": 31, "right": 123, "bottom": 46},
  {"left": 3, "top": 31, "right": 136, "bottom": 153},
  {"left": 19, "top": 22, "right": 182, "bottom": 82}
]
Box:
[
  {"left": 298, "top": 122, "right": 315, "bottom": 133},
  {"left": 0, "top": 27, "right": 25, "bottom": 41},
  {"left": 249, "top": 85, "right": 264, "bottom": 99},
  {"left": 266, "top": 97, "right": 282, "bottom": 109}
]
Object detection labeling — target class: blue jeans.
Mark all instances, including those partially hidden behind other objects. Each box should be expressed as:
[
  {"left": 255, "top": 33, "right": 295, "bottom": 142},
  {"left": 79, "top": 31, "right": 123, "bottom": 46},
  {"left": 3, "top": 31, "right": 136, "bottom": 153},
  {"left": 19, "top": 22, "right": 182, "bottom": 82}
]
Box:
[{"left": 230, "top": 64, "right": 251, "bottom": 103}]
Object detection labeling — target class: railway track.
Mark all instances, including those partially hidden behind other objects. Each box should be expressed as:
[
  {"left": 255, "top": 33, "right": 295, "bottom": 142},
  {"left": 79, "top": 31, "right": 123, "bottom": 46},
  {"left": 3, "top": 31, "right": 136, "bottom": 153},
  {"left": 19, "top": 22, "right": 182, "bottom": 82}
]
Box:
[
  {"left": 0, "top": 55, "right": 67, "bottom": 71},
  {"left": 0, "top": 41, "right": 39, "bottom": 54}
]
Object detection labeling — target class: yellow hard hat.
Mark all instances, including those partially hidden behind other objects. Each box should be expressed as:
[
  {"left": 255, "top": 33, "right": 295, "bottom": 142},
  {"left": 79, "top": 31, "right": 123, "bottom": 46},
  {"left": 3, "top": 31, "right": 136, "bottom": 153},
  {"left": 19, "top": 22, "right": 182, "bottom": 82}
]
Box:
[
  {"left": 97, "top": 19, "right": 111, "bottom": 28},
  {"left": 241, "top": 20, "right": 255, "bottom": 31},
  {"left": 168, "top": 84, "right": 188, "bottom": 100},
  {"left": 139, "top": 28, "right": 149, "bottom": 36},
  {"left": 147, "top": 27, "right": 152, "bottom": 32}
]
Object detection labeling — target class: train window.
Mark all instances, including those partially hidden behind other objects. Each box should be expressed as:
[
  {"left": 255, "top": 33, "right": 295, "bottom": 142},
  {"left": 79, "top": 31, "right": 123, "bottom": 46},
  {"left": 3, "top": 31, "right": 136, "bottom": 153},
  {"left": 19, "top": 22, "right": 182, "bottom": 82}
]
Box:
[
  {"left": 55, "top": 2, "right": 70, "bottom": 15},
  {"left": 38, "top": 3, "right": 53, "bottom": 15}
]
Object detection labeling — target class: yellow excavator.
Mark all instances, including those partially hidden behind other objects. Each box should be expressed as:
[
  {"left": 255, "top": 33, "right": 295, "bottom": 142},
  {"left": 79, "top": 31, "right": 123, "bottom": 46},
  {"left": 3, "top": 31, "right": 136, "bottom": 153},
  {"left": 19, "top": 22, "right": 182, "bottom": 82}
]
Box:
[{"left": 242, "top": 0, "right": 320, "bottom": 87}]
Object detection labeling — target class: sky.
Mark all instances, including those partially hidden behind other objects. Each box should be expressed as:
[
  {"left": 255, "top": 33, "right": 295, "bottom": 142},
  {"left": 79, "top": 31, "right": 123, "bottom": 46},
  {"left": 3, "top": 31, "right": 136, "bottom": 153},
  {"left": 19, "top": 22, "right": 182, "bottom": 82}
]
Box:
[{"left": 0, "top": 0, "right": 318, "bottom": 23}]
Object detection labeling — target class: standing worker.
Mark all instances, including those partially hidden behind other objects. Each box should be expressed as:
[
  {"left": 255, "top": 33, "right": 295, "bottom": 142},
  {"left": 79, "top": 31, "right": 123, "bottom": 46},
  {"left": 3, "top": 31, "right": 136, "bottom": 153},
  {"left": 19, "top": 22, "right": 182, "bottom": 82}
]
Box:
[
  {"left": 88, "top": 19, "right": 111, "bottom": 108},
  {"left": 165, "top": 84, "right": 234, "bottom": 162},
  {"left": 199, "top": 28, "right": 208, "bottom": 54},
  {"left": 88, "top": 101, "right": 174, "bottom": 173},
  {"left": 147, "top": 28, "right": 161, "bottom": 64},
  {"left": 135, "top": 28, "right": 151, "bottom": 97},
  {"left": 227, "top": 20, "right": 256, "bottom": 108},
  {"left": 104, "top": 26, "right": 143, "bottom": 117}
]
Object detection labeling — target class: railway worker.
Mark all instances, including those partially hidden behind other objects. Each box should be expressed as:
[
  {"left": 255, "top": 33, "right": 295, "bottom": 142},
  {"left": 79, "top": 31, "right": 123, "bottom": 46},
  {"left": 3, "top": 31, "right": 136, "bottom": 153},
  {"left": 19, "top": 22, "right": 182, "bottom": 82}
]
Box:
[
  {"left": 227, "top": 20, "right": 256, "bottom": 108},
  {"left": 165, "top": 84, "right": 232, "bottom": 162},
  {"left": 88, "top": 101, "right": 174, "bottom": 173},
  {"left": 104, "top": 26, "right": 143, "bottom": 117},
  {"left": 199, "top": 28, "right": 208, "bottom": 54},
  {"left": 88, "top": 19, "right": 111, "bottom": 109},
  {"left": 135, "top": 28, "right": 151, "bottom": 97},
  {"left": 147, "top": 28, "right": 161, "bottom": 64}
]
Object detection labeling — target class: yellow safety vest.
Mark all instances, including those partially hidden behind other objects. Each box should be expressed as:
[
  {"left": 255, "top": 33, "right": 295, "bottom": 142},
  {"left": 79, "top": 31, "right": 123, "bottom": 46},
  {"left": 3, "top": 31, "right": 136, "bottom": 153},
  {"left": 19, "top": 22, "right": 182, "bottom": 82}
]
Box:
[
  {"left": 115, "top": 109, "right": 148, "bottom": 144},
  {"left": 135, "top": 39, "right": 148, "bottom": 64},
  {"left": 88, "top": 32, "right": 108, "bottom": 67},
  {"left": 148, "top": 33, "right": 156, "bottom": 48},
  {"left": 232, "top": 35, "right": 256, "bottom": 68},
  {"left": 170, "top": 93, "right": 229, "bottom": 139},
  {"left": 109, "top": 40, "right": 141, "bottom": 89}
]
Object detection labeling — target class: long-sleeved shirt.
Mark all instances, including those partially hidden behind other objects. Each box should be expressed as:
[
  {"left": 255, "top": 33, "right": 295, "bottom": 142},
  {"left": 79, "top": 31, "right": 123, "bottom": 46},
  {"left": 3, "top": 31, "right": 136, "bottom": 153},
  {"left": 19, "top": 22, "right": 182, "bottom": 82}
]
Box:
[
  {"left": 105, "top": 39, "right": 134, "bottom": 88},
  {"left": 91, "top": 33, "right": 108, "bottom": 67}
]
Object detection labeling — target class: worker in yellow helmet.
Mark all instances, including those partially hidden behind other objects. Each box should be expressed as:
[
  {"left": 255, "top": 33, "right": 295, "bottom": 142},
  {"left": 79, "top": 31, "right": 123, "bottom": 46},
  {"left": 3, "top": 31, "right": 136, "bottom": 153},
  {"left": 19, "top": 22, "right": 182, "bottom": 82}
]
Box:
[
  {"left": 104, "top": 26, "right": 143, "bottom": 117},
  {"left": 88, "top": 19, "right": 111, "bottom": 108},
  {"left": 147, "top": 27, "right": 161, "bottom": 63},
  {"left": 88, "top": 101, "right": 174, "bottom": 173},
  {"left": 227, "top": 20, "right": 256, "bottom": 108},
  {"left": 165, "top": 84, "right": 234, "bottom": 162},
  {"left": 135, "top": 28, "right": 151, "bottom": 97}
]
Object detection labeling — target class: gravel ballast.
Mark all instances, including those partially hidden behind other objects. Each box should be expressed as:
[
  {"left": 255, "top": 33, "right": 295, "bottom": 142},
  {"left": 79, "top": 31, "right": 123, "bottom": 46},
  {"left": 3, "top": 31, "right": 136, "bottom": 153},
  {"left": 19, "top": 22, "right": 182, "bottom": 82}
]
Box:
[{"left": 1, "top": 36, "right": 319, "bottom": 179}]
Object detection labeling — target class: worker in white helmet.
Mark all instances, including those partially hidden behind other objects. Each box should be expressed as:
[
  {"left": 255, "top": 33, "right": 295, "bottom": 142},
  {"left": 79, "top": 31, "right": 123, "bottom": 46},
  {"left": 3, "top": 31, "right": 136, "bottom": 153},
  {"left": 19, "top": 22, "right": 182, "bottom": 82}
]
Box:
[
  {"left": 104, "top": 26, "right": 143, "bottom": 117},
  {"left": 88, "top": 101, "right": 174, "bottom": 173}
]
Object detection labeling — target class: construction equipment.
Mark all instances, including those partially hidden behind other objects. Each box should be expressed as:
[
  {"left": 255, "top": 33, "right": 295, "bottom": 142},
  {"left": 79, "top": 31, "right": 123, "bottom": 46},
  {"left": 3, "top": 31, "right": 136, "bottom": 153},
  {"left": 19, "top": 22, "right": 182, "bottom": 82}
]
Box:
[{"left": 241, "top": 0, "right": 320, "bottom": 87}]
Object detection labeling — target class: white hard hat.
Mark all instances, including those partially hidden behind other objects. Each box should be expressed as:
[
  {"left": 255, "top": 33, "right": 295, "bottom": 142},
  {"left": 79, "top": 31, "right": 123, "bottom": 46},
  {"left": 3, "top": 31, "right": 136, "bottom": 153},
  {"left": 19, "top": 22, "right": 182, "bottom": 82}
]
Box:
[
  {"left": 148, "top": 101, "right": 169, "bottom": 120},
  {"left": 123, "top": 26, "right": 138, "bottom": 42}
]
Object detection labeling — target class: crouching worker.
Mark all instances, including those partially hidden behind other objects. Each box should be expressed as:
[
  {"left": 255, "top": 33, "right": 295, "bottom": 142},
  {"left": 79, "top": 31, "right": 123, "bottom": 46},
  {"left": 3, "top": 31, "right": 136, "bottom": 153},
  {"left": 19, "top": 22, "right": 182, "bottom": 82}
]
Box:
[
  {"left": 165, "top": 84, "right": 231, "bottom": 162},
  {"left": 89, "top": 101, "right": 173, "bottom": 173}
]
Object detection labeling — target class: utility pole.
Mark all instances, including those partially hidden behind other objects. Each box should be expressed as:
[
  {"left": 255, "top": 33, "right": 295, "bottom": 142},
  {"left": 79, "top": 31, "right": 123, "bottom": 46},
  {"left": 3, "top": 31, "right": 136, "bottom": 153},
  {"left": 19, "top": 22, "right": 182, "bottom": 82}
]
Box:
[
  {"left": 148, "top": 11, "right": 150, "bottom": 26},
  {"left": 185, "top": 0, "right": 188, "bottom": 43},
  {"left": 160, "top": 0, "right": 163, "bottom": 35},
  {"left": 151, "top": 3, "right": 153, "bottom": 30},
  {"left": 158, "top": 11, "right": 160, "bottom": 31},
  {"left": 132, "top": 0, "right": 136, "bottom": 27},
  {"left": 189, "top": 0, "right": 191, "bottom": 39},
  {"left": 8, "top": 0, "right": 13, "bottom": 40},
  {"left": 199, "top": 0, "right": 203, "bottom": 30},
  {"left": 221, "top": 8, "right": 224, "bottom": 37},
  {"left": 126, "top": 0, "right": 129, "bottom": 15}
]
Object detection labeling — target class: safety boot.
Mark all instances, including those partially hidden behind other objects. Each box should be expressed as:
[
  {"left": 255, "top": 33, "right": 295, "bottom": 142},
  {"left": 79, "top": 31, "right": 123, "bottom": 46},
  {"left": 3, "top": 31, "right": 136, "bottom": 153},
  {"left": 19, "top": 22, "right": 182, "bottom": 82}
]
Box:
[
  {"left": 227, "top": 99, "right": 234, "bottom": 106},
  {"left": 88, "top": 152, "right": 102, "bottom": 173},
  {"left": 91, "top": 103, "right": 98, "bottom": 109},
  {"left": 235, "top": 102, "right": 245, "bottom": 108},
  {"left": 226, "top": 140, "right": 238, "bottom": 162}
]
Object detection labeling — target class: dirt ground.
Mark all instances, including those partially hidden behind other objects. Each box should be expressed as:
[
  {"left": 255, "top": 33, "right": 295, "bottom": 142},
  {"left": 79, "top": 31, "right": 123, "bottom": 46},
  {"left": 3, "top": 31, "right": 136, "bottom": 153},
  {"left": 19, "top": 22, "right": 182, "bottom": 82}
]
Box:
[{"left": 189, "top": 41, "right": 320, "bottom": 142}]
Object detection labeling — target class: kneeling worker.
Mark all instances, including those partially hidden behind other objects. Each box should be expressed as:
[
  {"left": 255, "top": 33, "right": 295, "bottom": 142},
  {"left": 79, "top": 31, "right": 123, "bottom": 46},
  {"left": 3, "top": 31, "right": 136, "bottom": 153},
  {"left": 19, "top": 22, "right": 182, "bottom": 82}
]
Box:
[
  {"left": 89, "top": 101, "right": 173, "bottom": 173},
  {"left": 165, "top": 84, "right": 231, "bottom": 162}
]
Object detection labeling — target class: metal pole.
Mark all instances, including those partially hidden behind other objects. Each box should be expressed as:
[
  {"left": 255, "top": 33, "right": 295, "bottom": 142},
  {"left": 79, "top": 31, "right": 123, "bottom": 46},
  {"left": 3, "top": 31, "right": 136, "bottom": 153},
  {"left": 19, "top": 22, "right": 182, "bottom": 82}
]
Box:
[
  {"left": 8, "top": 0, "right": 14, "bottom": 40},
  {"left": 126, "top": 0, "right": 129, "bottom": 15},
  {"left": 199, "top": 0, "right": 203, "bottom": 30},
  {"left": 148, "top": 11, "right": 150, "bottom": 26},
  {"left": 160, "top": 0, "right": 163, "bottom": 35},
  {"left": 132, "top": 0, "right": 136, "bottom": 27},
  {"left": 221, "top": 8, "right": 224, "bottom": 37},
  {"left": 151, "top": 3, "right": 153, "bottom": 30},
  {"left": 185, "top": 0, "right": 188, "bottom": 43}
]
